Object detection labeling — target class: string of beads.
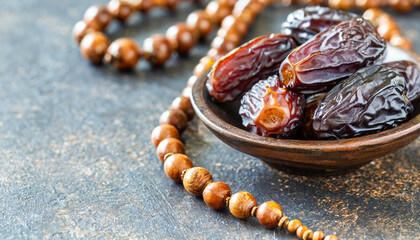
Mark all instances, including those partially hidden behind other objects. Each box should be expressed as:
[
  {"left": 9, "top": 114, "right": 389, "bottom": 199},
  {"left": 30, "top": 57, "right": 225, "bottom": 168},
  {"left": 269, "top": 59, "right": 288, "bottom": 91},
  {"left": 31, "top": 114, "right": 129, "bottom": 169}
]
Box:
[{"left": 74, "top": 0, "right": 416, "bottom": 239}]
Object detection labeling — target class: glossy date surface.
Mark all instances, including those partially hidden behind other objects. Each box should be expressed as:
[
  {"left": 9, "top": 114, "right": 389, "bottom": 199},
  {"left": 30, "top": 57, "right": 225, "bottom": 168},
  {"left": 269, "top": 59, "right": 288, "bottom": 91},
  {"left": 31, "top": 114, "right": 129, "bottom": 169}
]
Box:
[
  {"left": 239, "top": 76, "right": 305, "bottom": 138},
  {"left": 311, "top": 65, "right": 413, "bottom": 139},
  {"left": 302, "top": 93, "right": 326, "bottom": 140},
  {"left": 280, "top": 17, "right": 387, "bottom": 94},
  {"left": 281, "top": 6, "right": 358, "bottom": 45},
  {"left": 207, "top": 34, "right": 296, "bottom": 102},
  {"left": 383, "top": 60, "right": 420, "bottom": 103}
]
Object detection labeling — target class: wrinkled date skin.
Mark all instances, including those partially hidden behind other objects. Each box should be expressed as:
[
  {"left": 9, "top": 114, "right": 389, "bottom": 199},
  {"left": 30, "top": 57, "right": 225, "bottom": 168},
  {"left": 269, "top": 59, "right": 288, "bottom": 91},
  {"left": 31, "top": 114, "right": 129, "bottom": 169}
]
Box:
[
  {"left": 280, "top": 17, "right": 387, "bottom": 94},
  {"left": 383, "top": 61, "right": 420, "bottom": 103},
  {"left": 302, "top": 93, "right": 326, "bottom": 139},
  {"left": 239, "top": 76, "right": 305, "bottom": 138},
  {"left": 311, "top": 65, "right": 413, "bottom": 139},
  {"left": 207, "top": 34, "right": 296, "bottom": 102},
  {"left": 281, "top": 6, "right": 358, "bottom": 45}
]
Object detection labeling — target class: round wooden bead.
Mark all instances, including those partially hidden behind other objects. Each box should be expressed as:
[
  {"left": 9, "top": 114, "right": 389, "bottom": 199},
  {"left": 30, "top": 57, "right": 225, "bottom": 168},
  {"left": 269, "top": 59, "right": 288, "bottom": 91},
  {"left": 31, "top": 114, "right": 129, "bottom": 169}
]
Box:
[
  {"left": 156, "top": 138, "right": 184, "bottom": 162},
  {"left": 390, "top": 34, "right": 414, "bottom": 51},
  {"left": 296, "top": 225, "right": 308, "bottom": 239},
  {"left": 186, "top": 10, "right": 214, "bottom": 39},
  {"left": 211, "top": 36, "right": 236, "bottom": 52},
  {"left": 105, "top": 38, "right": 141, "bottom": 70},
  {"left": 143, "top": 34, "right": 173, "bottom": 66},
  {"left": 130, "top": 0, "right": 154, "bottom": 12},
  {"left": 108, "top": 0, "right": 134, "bottom": 21},
  {"left": 221, "top": 16, "right": 248, "bottom": 36},
  {"left": 217, "top": 28, "right": 241, "bottom": 46},
  {"left": 159, "top": 109, "right": 188, "bottom": 132},
  {"left": 217, "top": 0, "right": 237, "bottom": 8},
  {"left": 166, "top": 24, "right": 198, "bottom": 55},
  {"left": 193, "top": 56, "right": 215, "bottom": 77},
  {"left": 72, "top": 20, "right": 100, "bottom": 43},
  {"left": 362, "top": 8, "right": 382, "bottom": 26},
  {"left": 325, "top": 235, "right": 338, "bottom": 240},
  {"left": 183, "top": 167, "right": 213, "bottom": 196},
  {"left": 84, "top": 5, "right": 112, "bottom": 30},
  {"left": 377, "top": 20, "right": 400, "bottom": 41},
  {"left": 328, "top": 0, "right": 354, "bottom": 10},
  {"left": 181, "top": 87, "right": 192, "bottom": 98},
  {"left": 229, "top": 191, "right": 258, "bottom": 219},
  {"left": 388, "top": 0, "right": 413, "bottom": 12},
  {"left": 355, "top": 0, "right": 383, "bottom": 9},
  {"left": 288, "top": 219, "right": 302, "bottom": 233},
  {"left": 187, "top": 76, "right": 198, "bottom": 87},
  {"left": 207, "top": 48, "right": 228, "bottom": 61},
  {"left": 256, "top": 201, "right": 283, "bottom": 228},
  {"left": 80, "top": 31, "right": 109, "bottom": 64},
  {"left": 203, "top": 182, "right": 232, "bottom": 210},
  {"left": 164, "top": 153, "right": 193, "bottom": 183},
  {"left": 151, "top": 124, "right": 180, "bottom": 147},
  {"left": 170, "top": 96, "right": 195, "bottom": 120},
  {"left": 205, "top": 1, "right": 232, "bottom": 24},
  {"left": 312, "top": 231, "right": 325, "bottom": 240}
]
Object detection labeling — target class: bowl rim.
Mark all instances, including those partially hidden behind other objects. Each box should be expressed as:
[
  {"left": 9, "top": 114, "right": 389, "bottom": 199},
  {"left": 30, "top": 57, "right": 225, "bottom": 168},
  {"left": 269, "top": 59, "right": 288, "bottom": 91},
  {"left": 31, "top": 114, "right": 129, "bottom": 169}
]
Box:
[{"left": 191, "top": 72, "right": 420, "bottom": 152}]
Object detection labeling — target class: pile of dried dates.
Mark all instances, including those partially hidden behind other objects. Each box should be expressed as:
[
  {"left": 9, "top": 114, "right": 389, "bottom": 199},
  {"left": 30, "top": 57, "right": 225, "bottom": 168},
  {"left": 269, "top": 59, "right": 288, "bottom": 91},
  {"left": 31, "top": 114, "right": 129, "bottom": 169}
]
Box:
[{"left": 207, "top": 6, "right": 420, "bottom": 140}]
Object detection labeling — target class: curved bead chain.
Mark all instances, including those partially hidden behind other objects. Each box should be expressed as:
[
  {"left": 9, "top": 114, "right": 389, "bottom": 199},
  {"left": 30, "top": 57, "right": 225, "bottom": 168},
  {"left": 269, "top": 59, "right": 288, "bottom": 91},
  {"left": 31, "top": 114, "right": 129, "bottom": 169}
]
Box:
[
  {"left": 150, "top": 1, "right": 415, "bottom": 240},
  {"left": 73, "top": 0, "right": 237, "bottom": 69}
]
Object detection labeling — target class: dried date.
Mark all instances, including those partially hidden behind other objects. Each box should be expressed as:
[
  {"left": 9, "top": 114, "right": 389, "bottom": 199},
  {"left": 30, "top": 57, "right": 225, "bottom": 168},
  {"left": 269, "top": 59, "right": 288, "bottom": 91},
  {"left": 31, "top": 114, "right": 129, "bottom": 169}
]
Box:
[
  {"left": 301, "top": 93, "right": 326, "bottom": 140},
  {"left": 239, "top": 76, "right": 305, "bottom": 138},
  {"left": 280, "top": 17, "right": 387, "bottom": 94},
  {"left": 383, "top": 60, "right": 420, "bottom": 103},
  {"left": 207, "top": 34, "right": 296, "bottom": 102},
  {"left": 281, "top": 6, "right": 358, "bottom": 45},
  {"left": 311, "top": 65, "right": 413, "bottom": 139}
]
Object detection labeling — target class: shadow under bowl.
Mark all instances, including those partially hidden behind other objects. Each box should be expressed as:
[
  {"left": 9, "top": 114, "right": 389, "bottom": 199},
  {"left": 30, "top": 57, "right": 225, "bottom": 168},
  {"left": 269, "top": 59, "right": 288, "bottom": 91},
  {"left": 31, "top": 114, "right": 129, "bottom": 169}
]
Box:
[{"left": 191, "top": 73, "right": 420, "bottom": 176}]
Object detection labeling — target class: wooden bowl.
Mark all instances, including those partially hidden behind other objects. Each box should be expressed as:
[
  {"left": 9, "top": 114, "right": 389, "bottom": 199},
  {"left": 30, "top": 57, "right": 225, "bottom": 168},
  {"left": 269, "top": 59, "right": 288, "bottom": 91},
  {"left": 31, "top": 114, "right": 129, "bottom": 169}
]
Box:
[{"left": 191, "top": 68, "right": 420, "bottom": 176}]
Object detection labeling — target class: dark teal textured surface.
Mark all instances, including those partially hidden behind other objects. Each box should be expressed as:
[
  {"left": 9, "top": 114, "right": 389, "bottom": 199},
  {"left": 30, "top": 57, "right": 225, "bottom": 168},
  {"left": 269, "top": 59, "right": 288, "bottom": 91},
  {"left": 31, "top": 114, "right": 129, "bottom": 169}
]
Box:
[{"left": 0, "top": 1, "right": 419, "bottom": 239}]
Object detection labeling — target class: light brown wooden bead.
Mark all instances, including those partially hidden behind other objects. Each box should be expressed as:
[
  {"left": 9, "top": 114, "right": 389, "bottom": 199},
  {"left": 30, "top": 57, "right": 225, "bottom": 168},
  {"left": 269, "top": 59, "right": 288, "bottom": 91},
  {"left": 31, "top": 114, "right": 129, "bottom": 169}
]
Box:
[
  {"left": 296, "top": 225, "right": 309, "bottom": 239},
  {"left": 256, "top": 201, "right": 283, "bottom": 228},
  {"left": 377, "top": 20, "right": 401, "bottom": 41},
  {"left": 187, "top": 76, "right": 198, "bottom": 87},
  {"left": 325, "top": 235, "right": 338, "bottom": 240},
  {"left": 130, "top": 0, "right": 154, "bottom": 12},
  {"left": 170, "top": 96, "right": 195, "bottom": 120},
  {"left": 80, "top": 31, "right": 109, "bottom": 64},
  {"left": 159, "top": 109, "right": 188, "bottom": 132},
  {"left": 362, "top": 8, "right": 383, "bottom": 26},
  {"left": 288, "top": 219, "right": 302, "bottom": 233},
  {"left": 205, "top": 1, "right": 232, "bottom": 24},
  {"left": 355, "top": 0, "right": 383, "bottom": 9},
  {"left": 203, "top": 182, "right": 232, "bottom": 210},
  {"left": 181, "top": 87, "right": 192, "bottom": 99},
  {"left": 193, "top": 56, "right": 215, "bottom": 77},
  {"left": 108, "top": 0, "right": 134, "bottom": 21},
  {"left": 166, "top": 23, "right": 198, "bottom": 55},
  {"left": 217, "top": 0, "right": 237, "bottom": 8},
  {"left": 221, "top": 15, "right": 248, "bottom": 36},
  {"left": 328, "top": 0, "right": 354, "bottom": 10},
  {"left": 72, "top": 20, "right": 100, "bottom": 43},
  {"left": 207, "top": 48, "right": 228, "bottom": 61},
  {"left": 151, "top": 124, "right": 180, "bottom": 147},
  {"left": 390, "top": 34, "right": 414, "bottom": 51},
  {"left": 183, "top": 167, "right": 213, "bottom": 196},
  {"left": 211, "top": 36, "right": 236, "bottom": 52},
  {"left": 302, "top": 230, "right": 313, "bottom": 240},
  {"left": 388, "top": 0, "right": 413, "bottom": 12},
  {"left": 229, "top": 191, "right": 258, "bottom": 219},
  {"left": 312, "top": 231, "right": 325, "bottom": 240},
  {"left": 105, "top": 38, "right": 141, "bottom": 70},
  {"left": 84, "top": 5, "right": 112, "bottom": 30},
  {"left": 164, "top": 153, "right": 193, "bottom": 183},
  {"left": 156, "top": 138, "right": 184, "bottom": 162},
  {"left": 278, "top": 216, "right": 290, "bottom": 228},
  {"left": 143, "top": 34, "right": 173, "bottom": 66},
  {"left": 217, "top": 28, "right": 241, "bottom": 46},
  {"left": 186, "top": 10, "right": 214, "bottom": 39}
]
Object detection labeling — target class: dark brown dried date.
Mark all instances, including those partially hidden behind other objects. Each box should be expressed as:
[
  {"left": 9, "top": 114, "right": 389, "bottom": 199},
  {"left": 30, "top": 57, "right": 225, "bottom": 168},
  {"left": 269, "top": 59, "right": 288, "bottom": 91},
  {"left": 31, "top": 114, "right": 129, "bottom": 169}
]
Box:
[
  {"left": 207, "top": 34, "right": 296, "bottom": 102},
  {"left": 383, "top": 61, "right": 420, "bottom": 103},
  {"left": 302, "top": 93, "right": 326, "bottom": 140},
  {"left": 311, "top": 65, "right": 413, "bottom": 139},
  {"left": 281, "top": 6, "right": 358, "bottom": 45},
  {"left": 239, "top": 76, "right": 305, "bottom": 138},
  {"left": 280, "top": 17, "right": 387, "bottom": 94}
]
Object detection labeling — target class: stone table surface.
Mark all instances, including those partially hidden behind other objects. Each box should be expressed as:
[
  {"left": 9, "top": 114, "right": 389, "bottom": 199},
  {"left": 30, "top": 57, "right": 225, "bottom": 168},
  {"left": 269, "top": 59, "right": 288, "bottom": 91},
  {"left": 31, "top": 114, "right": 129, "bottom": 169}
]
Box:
[{"left": 0, "top": 1, "right": 419, "bottom": 239}]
